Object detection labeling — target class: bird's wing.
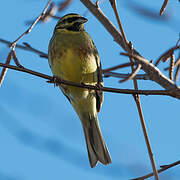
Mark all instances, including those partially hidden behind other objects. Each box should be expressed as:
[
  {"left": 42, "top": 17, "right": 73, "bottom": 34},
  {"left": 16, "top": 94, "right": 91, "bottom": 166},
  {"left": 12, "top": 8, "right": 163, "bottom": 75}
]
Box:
[{"left": 93, "top": 44, "right": 104, "bottom": 113}]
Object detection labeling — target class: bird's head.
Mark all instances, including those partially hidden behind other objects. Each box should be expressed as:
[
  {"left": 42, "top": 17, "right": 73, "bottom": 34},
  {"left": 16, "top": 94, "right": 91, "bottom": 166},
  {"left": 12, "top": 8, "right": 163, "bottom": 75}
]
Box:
[{"left": 54, "top": 13, "right": 88, "bottom": 32}]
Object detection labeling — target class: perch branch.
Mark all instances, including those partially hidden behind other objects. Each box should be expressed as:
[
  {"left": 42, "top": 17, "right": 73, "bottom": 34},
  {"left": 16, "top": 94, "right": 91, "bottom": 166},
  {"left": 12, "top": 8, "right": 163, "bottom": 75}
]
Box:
[{"left": 0, "top": 62, "right": 174, "bottom": 97}]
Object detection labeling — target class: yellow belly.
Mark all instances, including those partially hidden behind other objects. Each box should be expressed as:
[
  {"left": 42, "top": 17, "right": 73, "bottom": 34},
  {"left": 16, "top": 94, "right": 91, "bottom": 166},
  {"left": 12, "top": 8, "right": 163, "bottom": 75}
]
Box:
[{"left": 52, "top": 48, "right": 97, "bottom": 85}]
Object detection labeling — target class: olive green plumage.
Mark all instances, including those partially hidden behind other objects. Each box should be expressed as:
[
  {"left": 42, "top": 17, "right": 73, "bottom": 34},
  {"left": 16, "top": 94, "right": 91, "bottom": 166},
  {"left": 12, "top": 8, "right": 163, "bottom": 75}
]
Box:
[{"left": 48, "top": 13, "right": 111, "bottom": 167}]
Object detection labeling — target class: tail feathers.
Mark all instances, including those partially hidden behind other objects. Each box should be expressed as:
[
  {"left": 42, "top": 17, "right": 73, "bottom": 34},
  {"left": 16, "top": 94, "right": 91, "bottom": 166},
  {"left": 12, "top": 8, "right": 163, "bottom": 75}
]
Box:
[{"left": 82, "top": 116, "right": 111, "bottom": 168}]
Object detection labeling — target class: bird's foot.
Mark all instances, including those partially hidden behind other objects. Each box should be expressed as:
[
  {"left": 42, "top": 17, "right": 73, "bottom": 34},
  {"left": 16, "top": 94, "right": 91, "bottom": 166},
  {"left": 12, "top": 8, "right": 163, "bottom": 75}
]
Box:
[
  {"left": 95, "top": 83, "right": 103, "bottom": 91},
  {"left": 80, "top": 82, "right": 86, "bottom": 86},
  {"left": 47, "top": 76, "right": 60, "bottom": 87}
]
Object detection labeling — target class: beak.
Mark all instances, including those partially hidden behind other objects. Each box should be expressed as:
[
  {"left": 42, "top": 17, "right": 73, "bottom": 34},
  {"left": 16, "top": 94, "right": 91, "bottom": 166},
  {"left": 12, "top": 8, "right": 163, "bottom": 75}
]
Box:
[{"left": 77, "top": 17, "right": 88, "bottom": 24}]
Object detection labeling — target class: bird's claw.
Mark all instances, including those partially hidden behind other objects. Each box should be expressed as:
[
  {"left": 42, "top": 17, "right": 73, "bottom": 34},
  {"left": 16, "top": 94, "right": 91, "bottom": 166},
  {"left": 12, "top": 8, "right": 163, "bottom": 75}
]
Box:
[{"left": 47, "top": 76, "right": 59, "bottom": 87}]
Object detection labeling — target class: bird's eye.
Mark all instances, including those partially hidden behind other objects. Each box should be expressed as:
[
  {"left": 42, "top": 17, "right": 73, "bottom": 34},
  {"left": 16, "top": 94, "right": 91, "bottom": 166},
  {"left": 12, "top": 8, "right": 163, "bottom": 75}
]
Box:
[
  {"left": 60, "top": 17, "right": 80, "bottom": 24},
  {"left": 66, "top": 17, "right": 80, "bottom": 23}
]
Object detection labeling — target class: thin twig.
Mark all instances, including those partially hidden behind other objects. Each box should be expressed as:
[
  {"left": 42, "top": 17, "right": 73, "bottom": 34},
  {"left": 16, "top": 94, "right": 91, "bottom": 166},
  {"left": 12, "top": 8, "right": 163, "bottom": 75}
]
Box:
[
  {"left": 0, "top": 62, "right": 174, "bottom": 97},
  {"left": 0, "top": 39, "right": 48, "bottom": 58},
  {"left": 0, "top": 52, "right": 12, "bottom": 86},
  {"left": 128, "top": 48, "right": 159, "bottom": 180},
  {"left": 109, "top": 0, "right": 128, "bottom": 47},
  {"left": 0, "top": 1, "right": 51, "bottom": 86},
  {"left": 165, "top": 55, "right": 180, "bottom": 71},
  {"left": 104, "top": 72, "right": 149, "bottom": 80},
  {"left": 58, "top": 0, "right": 73, "bottom": 11},
  {"left": 102, "top": 62, "right": 135, "bottom": 73},
  {"left": 164, "top": 37, "right": 180, "bottom": 71},
  {"left": 169, "top": 54, "right": 175, "bottom": 80},
  {"left": 23, "top": 42, "right": 48, "bottom": 58},
  {"left": 121, "top": 52, "right": 180, "bottom": 98},
  {"left": 174, "top": 55, "right": 180, "bottom": 67},
  {"left": 132, "top": 160, "right": 180, "bottom": 180},
  {"left": 160, "top": 0, "right": 169, "bottom": 15},
  {"left": 40, "top": 2, "right": 58, "bottom": 22},
  {"left": 110, "top": 0, "right": 159, "bottom": 179},
  {"left": 154, "top": 45, "right": 180, "bottom": 66},
  {"left": 49, "top": 14, "right": 61, "bottom": 19},
  {"left": 10, "top": 0, "right": 52, "bottom": 49},
  {"left": 11, "top": 50, "right": 24, "bottom": 68},
  {"left": 175, "top": 64, "right": 180, "bottom": 82},
  {"left": 176, "top": 35, "right": 180, "bottom": 46},
  {"left": 25, "top": 2, "right": 58, "bottom": 25},
  {"left": 119, "top": 64, "right": 141, "bottom": 83}
]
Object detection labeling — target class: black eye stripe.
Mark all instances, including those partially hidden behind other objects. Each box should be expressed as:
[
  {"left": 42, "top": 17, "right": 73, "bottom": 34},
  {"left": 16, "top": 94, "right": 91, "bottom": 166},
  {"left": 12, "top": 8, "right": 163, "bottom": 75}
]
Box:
[{"left": 61, "top": 17, "right": 80, "bottom": 24}]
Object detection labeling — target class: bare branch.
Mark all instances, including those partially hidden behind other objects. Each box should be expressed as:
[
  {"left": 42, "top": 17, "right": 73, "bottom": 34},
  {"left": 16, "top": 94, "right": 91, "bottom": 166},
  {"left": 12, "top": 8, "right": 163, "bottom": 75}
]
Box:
[
  {"left": 11, "top": 50, "right": 24, "bottom": 68},
  {"left": 154, "top": 45, "right": 180, "bottom": 66},
  {"left": 119, "top": 64, "right": 141, "bottom": 83},
  {"left": 0, "top": 52, "right": 12, "bottom": 86},
  {"left": 10, "top": 0, "right": 52, "bottom": 49},
  {"left": 58, "top": 0, "right": 73, "bottom": 11},
  {"left": 174, "top": 55, "right": 180, "bottom": 67},
  {"left": 102, "top": 62, "right": 135, "bottom": 73},
  {"left": 0, "top": 39, "right": 48, "bottom": 58},
  {"left": 108, "top": 0, "right": 159, "bottom": 178},
  {"left": 109, "top": 0, "right": 128, "bottom": 47},
  {"left": 121, "top": 52, "right": 180, "bottom": 99},
  {"left": 175, "top": 64, "right": 180, "bottom": 82},
  {"left": 132, "top": 160, "right": 180, "bottom": 180},
  {"left": 104, "top": 72, "right": 149, "bottom": 80},
  {"left": 0, "top": 1, "right": 51, "bottom": 86},
  {"left": 40, "top": 2, "right": 58, "bottom": 22},
  {"left": 23, "top": 42, "right": 48, "bottom": 58},
  {"left": 160, "top": 0, "right": 169, "bottom": 15},
  {"left": 169, "top": 54, "right": 175, "bottom": 80},
  {"left": 0, "top": 62, "right": 174, "bottom": 97}
]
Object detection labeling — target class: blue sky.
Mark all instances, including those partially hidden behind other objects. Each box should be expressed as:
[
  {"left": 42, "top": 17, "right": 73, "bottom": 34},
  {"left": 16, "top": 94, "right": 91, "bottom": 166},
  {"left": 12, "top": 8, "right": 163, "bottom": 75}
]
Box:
[{"left": 0, "top": 0, "right": 180, "bottom": 179}]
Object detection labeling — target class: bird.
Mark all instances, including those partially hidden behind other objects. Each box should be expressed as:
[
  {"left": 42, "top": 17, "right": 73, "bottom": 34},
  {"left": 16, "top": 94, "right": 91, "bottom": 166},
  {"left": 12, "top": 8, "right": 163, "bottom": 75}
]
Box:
[{"left": 48, "top": 13, "right": 111, "bottom": 168}]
